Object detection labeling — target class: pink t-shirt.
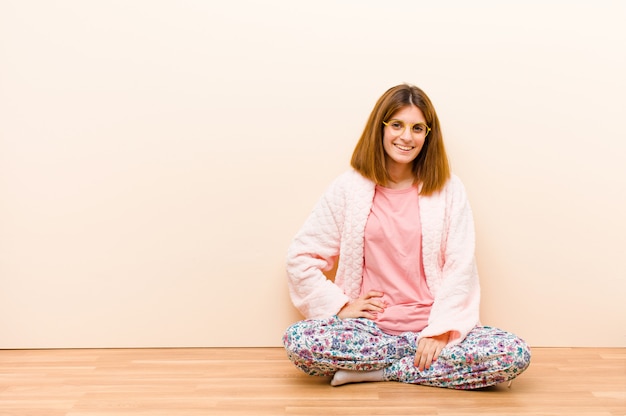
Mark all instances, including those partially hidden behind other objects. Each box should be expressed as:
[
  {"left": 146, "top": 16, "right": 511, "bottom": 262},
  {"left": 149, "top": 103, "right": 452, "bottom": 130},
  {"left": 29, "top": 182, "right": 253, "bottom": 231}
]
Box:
[{"left": 360, "top": 185, "right": 434, "bottom": 335}]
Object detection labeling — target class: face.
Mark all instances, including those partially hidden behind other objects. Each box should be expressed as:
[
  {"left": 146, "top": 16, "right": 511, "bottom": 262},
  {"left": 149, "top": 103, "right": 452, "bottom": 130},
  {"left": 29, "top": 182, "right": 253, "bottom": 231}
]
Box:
[{"left": 382, "top": 105, "right": 427, "bottom": 170}]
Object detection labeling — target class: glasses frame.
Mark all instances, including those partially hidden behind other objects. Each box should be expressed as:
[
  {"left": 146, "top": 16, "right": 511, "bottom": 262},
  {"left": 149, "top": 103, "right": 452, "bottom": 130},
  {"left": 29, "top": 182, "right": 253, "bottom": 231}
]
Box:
[{"left": 382, "top": 119, "right": 431, "bottom": 138}]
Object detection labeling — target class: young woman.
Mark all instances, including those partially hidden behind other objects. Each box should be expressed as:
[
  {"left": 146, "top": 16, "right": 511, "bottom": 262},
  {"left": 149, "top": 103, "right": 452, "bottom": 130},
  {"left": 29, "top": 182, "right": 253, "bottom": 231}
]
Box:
[{"left": 282, "top": 84, "right": 531, "bottom": 389}]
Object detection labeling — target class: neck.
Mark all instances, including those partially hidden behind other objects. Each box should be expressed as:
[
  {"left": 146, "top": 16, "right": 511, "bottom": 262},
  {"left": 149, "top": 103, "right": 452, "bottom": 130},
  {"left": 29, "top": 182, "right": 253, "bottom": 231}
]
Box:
[{"left": 387, "top": 165, "right": 415, "bottom": 190}]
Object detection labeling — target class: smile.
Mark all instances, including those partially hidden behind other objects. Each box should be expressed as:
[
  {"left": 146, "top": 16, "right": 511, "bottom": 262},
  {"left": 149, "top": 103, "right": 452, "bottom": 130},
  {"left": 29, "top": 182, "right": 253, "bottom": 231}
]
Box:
[{"left": 394, "top": 144, "right": 415, "bottom": 151}]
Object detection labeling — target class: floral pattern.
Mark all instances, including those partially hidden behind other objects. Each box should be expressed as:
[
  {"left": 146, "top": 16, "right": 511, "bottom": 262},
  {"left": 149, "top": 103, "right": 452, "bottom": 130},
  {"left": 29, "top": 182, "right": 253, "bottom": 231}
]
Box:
[{"left": 283, "top": 317, "right": 531, "bottom": 389}]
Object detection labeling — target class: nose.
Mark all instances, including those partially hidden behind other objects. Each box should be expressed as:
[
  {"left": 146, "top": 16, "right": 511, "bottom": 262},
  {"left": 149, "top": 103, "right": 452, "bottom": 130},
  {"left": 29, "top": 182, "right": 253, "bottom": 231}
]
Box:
[{"left": 400, "top": 126, "right": 413, "bottom": 140}]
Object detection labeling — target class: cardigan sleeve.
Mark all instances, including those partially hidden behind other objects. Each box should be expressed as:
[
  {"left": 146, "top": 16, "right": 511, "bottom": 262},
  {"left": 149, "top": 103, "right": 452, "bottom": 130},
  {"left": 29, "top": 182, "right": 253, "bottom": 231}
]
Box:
[
  {"left": 285, "top": 176, "right": 351, "bottom": 319},
  {"left": 419, "top": 176, "right": 481, "bottom": 346}
]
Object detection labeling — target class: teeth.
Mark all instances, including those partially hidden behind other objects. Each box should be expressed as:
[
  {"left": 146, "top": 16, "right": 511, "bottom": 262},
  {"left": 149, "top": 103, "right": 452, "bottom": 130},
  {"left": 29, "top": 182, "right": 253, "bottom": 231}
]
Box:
[{"left": 395, "top": 144, "right": 414, "bottom": 151}]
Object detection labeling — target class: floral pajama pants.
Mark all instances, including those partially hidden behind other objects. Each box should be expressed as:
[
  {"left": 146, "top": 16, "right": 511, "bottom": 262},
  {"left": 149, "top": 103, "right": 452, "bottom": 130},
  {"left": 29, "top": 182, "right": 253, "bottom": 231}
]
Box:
[{"left": 283, "top": 316, "right": 531, "bottom": 389}]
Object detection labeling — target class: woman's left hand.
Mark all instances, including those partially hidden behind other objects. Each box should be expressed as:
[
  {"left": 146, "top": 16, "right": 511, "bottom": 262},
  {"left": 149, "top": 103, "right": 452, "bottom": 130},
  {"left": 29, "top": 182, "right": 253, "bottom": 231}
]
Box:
[{"left": 414, "top": 332, "right": 450, "bottom": 371}]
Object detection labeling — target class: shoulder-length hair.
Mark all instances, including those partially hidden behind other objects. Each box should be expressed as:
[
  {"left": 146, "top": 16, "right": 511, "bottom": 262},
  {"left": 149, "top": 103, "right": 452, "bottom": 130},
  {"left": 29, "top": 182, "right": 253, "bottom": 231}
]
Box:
[{"left": 350, "top": 84, "right": 450, "bottom": 195}]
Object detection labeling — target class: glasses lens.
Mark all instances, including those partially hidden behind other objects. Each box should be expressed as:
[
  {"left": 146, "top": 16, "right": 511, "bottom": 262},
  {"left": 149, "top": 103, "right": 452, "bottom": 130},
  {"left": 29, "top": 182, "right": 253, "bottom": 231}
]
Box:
[
  {"left": 387, "top": 120, "right": 405, "bottom": 132},
  {"left": 411, "top": 123, "right": 428, "bottom": 137}
]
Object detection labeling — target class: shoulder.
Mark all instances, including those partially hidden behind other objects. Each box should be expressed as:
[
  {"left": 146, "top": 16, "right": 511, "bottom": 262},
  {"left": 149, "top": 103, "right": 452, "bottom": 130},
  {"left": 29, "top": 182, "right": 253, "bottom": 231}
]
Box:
[
  {"left": 420, "top": 174, "right": 470, "bottom": 210},
  {"left": 326, "top": 169, "right": 375, "bottom": 195},
  {"left": 441, "top": 174, "right": 473, "bottom": 214},
  {"left": 436, "top": 173, "right": 468, "bottom": 197},
  {"left": 334, "top": 169, "right": 374, "bottom": 186},
  {"left": 421, "top": 173, "right": 466, "bottom": 196},
  {"left": 444, "top": 173, "right": 465, "bottom": 189}
]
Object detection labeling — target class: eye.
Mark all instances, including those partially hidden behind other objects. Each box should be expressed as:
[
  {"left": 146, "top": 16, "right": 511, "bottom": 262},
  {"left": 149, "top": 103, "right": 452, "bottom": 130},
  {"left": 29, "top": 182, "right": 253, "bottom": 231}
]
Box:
[
  {"left": 412, "top": 124, "right": 425, "bottom": 133},
  {"left": 389, "top": 120, "right": 404, "bottom": 130}
]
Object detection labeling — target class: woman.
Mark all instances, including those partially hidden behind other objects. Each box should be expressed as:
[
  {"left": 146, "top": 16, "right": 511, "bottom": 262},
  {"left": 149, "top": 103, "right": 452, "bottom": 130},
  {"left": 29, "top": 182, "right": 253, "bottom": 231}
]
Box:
[{"left": 283, "top": 84, "right": 531, "bottom": 389}]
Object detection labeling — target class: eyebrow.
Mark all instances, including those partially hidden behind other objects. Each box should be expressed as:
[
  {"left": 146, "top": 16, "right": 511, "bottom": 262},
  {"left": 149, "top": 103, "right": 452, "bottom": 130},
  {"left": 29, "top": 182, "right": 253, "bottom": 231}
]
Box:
[{"left": 390, "top": 119, "right": 427, "bottom": 124}]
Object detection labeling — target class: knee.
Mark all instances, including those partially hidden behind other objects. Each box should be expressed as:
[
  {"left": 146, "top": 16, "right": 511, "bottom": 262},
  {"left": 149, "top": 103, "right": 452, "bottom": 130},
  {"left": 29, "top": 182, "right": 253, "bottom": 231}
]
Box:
[
  {"left": 505, "top": 336, "right": 532, "bottom": 376},
  {"left": 282, "top": 322, "right": 300, "bottom": 352},
  {"left": 282, "top": 321, "right": 313, "bottom": 357},
  {"left": 282, "top": 321, "right": 324, "bottom": 376}
]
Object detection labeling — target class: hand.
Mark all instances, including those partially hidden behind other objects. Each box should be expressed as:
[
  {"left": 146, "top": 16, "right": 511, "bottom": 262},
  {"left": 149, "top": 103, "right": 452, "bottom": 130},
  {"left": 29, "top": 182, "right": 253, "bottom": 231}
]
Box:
[
  {"left": 337, "top": 290, "right": 386, "bottom": 320},
  {"left": 414, "top": 332, "right": 450, "bottom": 371}
]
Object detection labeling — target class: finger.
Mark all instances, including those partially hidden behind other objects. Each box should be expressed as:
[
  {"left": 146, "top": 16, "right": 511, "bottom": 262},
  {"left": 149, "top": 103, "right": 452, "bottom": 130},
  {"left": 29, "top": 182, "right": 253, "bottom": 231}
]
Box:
[
  {"left": 427, "top": 342, "right": 447, "bottom": 370},
  {"left": 415, "top": 342, "right": 426, "bottom": 370},
  {"left": 413, "top": 351, "right": 420, "bottom": 369},
  {"left": 365, "top": 290, "right": 384, "bottom": 299},
  {"left": 415, "top": 339, "right": 425, "bottom": 360},
  {"left": 359, "top": 311, "right": 378, "bottom": 320},
  {"left": 423, "top": 350, "right": 434, "bottom": 370},
  {"left": 418, "top": 351, "right": 429, "bottom": 371},
  {"left": 363, "top": 302, "right": 385, "bottom": 312},
  {"left": 432, "top": 344, "right": 443, "bottom": 363}
]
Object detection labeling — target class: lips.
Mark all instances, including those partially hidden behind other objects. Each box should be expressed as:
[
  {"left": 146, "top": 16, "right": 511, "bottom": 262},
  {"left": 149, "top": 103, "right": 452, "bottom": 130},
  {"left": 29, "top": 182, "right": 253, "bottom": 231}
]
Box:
[{"left": 394, "top": 144, "right": 415, "bottom": 151}]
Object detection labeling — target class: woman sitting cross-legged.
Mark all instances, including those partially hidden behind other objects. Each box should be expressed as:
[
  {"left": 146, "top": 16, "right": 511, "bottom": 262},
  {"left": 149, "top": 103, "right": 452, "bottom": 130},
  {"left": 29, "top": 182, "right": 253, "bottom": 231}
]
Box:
[{"left": 282, "top": 84, "right": 531, "bottom": 389}]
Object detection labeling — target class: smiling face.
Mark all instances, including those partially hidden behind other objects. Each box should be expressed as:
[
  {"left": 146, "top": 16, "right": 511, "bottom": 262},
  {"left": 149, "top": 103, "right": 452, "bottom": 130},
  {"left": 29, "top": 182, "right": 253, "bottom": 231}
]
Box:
[{"left": 382, "top": 105, "right": 427, "bottom": 173}]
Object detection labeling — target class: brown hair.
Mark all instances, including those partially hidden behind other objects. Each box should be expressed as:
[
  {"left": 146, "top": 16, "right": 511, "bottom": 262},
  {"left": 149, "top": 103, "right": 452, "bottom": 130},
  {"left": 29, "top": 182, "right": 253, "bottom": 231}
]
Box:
[{"left": 350, "top": 84, "right": 450, "bottom": 195}]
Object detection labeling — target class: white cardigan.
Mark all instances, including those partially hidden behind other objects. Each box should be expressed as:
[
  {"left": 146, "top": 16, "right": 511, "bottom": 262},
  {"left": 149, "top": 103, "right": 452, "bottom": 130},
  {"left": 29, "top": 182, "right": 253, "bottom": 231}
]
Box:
[{"left": 286, "top": 170, "right": 481, "bottom": 345}]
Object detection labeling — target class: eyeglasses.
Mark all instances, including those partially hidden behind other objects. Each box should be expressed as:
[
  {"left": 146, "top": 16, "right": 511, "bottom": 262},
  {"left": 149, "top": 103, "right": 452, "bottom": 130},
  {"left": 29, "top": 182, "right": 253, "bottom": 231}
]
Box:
[{"left": 383, "top": 119, "right": 431, "bottom": 138}]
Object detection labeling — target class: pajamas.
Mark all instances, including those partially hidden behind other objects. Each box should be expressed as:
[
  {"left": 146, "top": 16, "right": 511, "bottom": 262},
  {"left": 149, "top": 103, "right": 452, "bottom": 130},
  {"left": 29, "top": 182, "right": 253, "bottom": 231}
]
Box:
[{"left": 283, "top": 317, "right": 531, "bottom": 389}]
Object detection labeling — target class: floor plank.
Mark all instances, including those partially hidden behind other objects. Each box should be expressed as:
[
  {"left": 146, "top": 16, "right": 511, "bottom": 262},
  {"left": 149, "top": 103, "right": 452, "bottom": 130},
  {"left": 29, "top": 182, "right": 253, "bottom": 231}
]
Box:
[{"left": 0, "top": 347, "right": 624, "bottom": 416}]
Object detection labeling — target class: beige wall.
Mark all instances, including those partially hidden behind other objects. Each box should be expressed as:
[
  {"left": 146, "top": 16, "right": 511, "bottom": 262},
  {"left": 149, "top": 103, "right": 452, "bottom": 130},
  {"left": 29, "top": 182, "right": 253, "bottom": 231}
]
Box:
[{"left": 1, "top": 1, "right": 624, "bottom": 348}]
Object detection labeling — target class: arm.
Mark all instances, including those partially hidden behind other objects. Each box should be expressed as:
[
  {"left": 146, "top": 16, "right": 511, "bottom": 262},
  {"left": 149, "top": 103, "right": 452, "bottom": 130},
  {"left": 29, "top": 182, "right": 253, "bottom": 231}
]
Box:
[
  {"left": 286, "top": 178, "right": 350, "bottom": 319},
  {"left": 419, "top": 177, "right": 481, "bottom": 346}
]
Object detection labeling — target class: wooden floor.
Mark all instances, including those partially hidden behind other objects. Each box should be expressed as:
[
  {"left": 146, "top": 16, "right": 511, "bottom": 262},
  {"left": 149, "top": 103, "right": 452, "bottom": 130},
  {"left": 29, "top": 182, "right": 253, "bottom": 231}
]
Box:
[{"left": 0, "top": 347, "right": 624, "bottom": 416}]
